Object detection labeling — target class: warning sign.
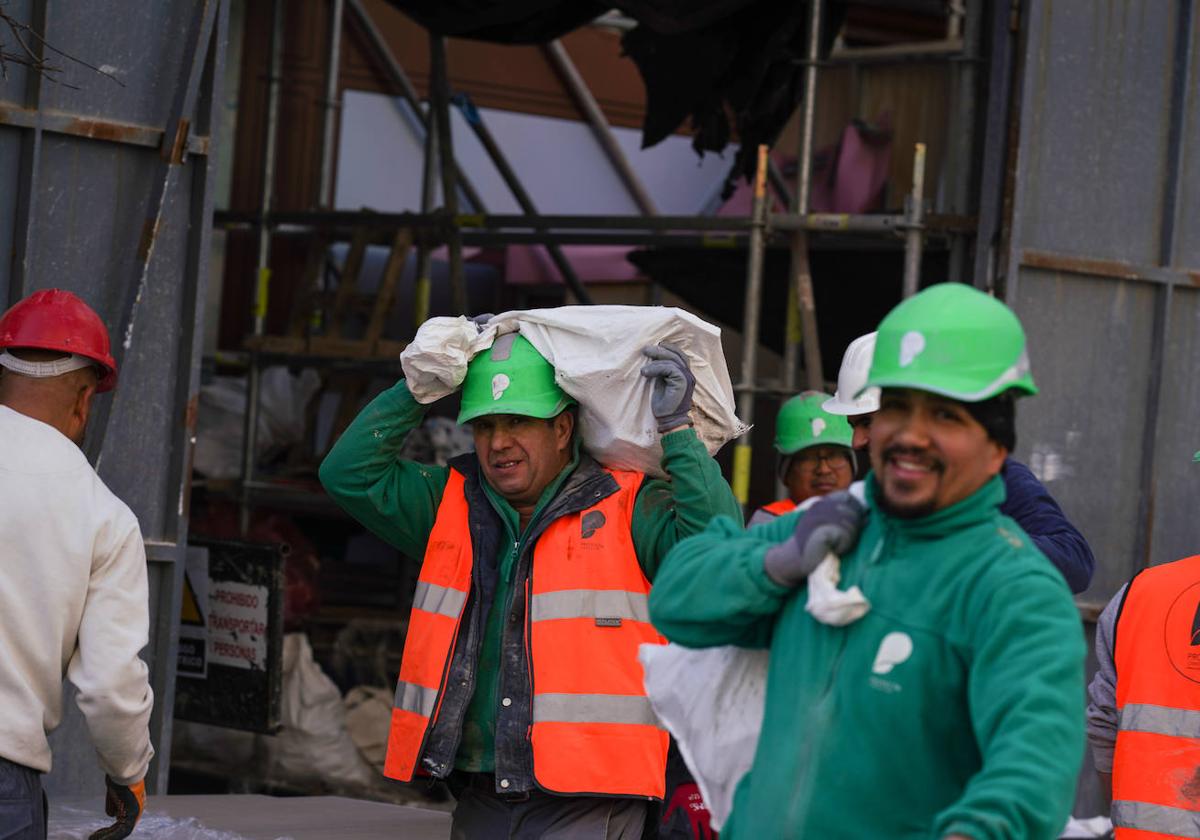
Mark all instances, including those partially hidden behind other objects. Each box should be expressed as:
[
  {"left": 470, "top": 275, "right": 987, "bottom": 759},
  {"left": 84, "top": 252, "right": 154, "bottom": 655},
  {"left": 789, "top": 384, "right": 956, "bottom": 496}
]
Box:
[
  {"left": 178, "top": 550, "right": 210, "bottom": 679},
  {"left": 208, "top": 580, "right": 269, "bottom": 670},
  {"left": 175, "top": 539, "right": 284, "bottom": 733}
]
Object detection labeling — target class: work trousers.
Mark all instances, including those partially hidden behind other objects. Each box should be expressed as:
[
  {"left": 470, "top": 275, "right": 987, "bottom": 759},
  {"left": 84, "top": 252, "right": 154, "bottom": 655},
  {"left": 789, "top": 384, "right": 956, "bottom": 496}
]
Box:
[
  {"left": 449, "top": 773, "right": 648, "bottom": 840},
  {"left": 0, "top": 756, "right": 45, "bottom": 840}
]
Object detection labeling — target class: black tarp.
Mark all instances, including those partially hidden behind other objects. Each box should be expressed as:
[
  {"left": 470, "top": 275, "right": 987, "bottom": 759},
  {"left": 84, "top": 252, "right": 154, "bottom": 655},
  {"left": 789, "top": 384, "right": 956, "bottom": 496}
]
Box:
[{"left": 384, "top": 0, "right": 847, "bottom": 182}]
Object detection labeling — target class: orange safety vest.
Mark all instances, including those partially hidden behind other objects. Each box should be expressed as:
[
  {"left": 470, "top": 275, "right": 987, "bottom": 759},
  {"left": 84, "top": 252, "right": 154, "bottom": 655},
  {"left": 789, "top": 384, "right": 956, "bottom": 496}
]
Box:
[
  {"left": 1112, "top": 555, "right": 1200, "bottom": 839},
  {"left": 760, "top": 498, "right": 798, "bottom": 517},
  {"left": 383, "top": 467, "right": 669, "bottom": 798}
]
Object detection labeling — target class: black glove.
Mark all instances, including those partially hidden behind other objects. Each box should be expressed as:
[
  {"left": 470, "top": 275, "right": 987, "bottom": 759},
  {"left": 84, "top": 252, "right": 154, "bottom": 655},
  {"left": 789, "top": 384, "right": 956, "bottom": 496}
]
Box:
[
  {"left": 87, "top": 776, "right": 144, "bottom": 840},
  {"left": 640, "top": 344, "right": 696, "bottom": 433},
  {"left": 763, "top": 491, "right": 866, "bottom": 588}
]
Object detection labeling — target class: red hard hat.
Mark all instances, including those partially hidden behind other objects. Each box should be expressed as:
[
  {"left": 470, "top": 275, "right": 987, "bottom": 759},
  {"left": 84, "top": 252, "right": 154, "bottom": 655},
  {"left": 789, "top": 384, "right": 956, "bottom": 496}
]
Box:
[{"left": 0, "top": 289, "right": 118, "bottom": 391}]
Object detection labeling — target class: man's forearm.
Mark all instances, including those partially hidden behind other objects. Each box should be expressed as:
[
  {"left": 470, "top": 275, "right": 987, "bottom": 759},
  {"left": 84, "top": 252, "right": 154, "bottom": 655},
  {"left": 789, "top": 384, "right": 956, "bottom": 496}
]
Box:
[
  {"left": 648, "top": 516, "right": 788, "bottom": 649},
  {"left": 318, "top": 379, "right": 448, "bottom": 555}
]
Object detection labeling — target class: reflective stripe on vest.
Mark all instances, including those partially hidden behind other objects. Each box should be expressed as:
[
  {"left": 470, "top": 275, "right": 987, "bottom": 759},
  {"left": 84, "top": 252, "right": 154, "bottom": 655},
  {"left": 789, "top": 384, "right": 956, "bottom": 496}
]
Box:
[
  {"left": 1112, "top": 801, "right": 1200, "bottom": 839},
  {"left": 528, "top": 467, "right": 667, "bottom": 798},
  {"left": 761, "top": 498, "right": 797, "bottom": 517},
  {"left": 1112, "top": 556, "right": 1200, "bottom": 839},
  {"left": 383, "top": 471, "right": 473, "bottom": 781},
  {"left": 383, "top": 465, "right": 668, "bottom": 798}
]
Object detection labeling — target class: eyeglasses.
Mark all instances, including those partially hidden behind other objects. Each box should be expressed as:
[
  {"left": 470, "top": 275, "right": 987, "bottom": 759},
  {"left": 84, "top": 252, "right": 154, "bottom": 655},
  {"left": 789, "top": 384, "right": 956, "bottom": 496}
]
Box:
[{"left": 793, "top": 451, "right": 853, "bottom": 471}]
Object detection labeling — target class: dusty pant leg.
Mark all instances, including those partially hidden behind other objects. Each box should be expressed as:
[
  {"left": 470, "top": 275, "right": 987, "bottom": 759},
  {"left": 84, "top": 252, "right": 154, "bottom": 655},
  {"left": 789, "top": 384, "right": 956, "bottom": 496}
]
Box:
[
  {"left": 0, "top": 757, "right": 44, "bottom": 840},
  {"left": 511, "top": 793, "right": 648, "bottom": 840},
  {"left": 450, "top": 786, "right": 514, "bottom": 840}
]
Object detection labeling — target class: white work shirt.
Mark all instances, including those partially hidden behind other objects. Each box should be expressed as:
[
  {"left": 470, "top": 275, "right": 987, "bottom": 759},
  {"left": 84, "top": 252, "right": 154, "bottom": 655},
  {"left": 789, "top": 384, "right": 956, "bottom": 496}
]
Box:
[{"left": 0, "top": 405, "right": 153, "bottom": 784}]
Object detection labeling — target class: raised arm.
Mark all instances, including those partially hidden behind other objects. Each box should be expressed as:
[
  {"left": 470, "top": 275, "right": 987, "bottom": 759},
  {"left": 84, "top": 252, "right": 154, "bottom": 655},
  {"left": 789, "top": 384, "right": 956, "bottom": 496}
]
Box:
[
  {"left": 318, "top": 379, "right": 450, "bottom": 557},
  {"left": 631, "top": 427, "right": 743, "bottom": 581}
]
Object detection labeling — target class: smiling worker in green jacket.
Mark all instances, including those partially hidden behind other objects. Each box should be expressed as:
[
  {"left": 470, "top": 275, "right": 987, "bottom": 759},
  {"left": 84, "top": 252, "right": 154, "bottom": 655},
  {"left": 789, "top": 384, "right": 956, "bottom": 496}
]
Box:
[{"left": 649, "top": 283, "right": 1086, "bottom": 840}]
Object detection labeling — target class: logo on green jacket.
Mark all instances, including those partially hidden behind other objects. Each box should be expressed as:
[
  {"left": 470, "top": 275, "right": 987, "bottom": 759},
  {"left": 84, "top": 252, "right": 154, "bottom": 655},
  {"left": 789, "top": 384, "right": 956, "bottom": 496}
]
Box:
[{"left": 869, "top": 631, "right": 913, "bottom": 694}]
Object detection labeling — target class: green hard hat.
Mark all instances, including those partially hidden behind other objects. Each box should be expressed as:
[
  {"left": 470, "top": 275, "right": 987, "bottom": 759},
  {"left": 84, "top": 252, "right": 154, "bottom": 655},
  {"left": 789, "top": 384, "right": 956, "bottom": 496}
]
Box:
[
  {"left": 458, "top": 333, "right": 574, "bottom": 424},
  {"left": 862, "top": 283, "right": 1037, "bottom": 402},
  {"left": 1193, "top": 450, "right": 1199, "bottom": 463},
  {"left": 774, "top": 392, "right": 854, "bottom": 454}
]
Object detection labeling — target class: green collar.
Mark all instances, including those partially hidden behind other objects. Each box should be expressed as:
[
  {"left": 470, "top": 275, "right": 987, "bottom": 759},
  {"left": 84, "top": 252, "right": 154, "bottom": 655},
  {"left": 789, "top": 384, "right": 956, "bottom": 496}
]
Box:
[
  {"left": 482, "top": 436, "right": 582, "bottom": 540},
  {"left": 864, "top": 471, "right": 1007, "bottom": 538}
]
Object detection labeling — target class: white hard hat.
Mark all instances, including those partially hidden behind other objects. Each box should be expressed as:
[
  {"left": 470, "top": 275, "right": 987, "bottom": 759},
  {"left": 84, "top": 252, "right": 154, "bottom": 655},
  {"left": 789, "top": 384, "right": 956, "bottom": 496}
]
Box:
[{"left": 823, "top": 332, "right": 880, "bottom": 415}]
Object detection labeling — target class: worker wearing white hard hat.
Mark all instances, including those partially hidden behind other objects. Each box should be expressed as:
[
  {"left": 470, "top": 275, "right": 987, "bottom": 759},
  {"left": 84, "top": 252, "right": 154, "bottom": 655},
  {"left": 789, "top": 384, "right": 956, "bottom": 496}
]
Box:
[
  {"left": 821, "top": 331, "right": 879, "bottom": 450},
  {"left": 821, "top": 323, "right": 1096, "bottom": 594}
]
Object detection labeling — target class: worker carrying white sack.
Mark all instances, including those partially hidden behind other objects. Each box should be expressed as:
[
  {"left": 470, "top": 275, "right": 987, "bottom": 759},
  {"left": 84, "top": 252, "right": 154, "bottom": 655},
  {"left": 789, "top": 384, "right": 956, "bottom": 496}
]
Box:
[
  {"left": 319, "top": 307, "right": 742, "bottom": 839},
  {"left": 0, "top": 290, "right": 154, "bottom": 840}
]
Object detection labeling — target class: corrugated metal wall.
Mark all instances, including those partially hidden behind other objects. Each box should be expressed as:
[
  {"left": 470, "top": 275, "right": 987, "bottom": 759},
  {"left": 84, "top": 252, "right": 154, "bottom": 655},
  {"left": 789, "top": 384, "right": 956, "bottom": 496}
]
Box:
[
  {"left": 0, "top": 1, "right": 226, "bottom": 795},
  {"left": 1006, "top": 0, "right": 1198, "bottom": 814},
  {"left": 1008, "top": 0, "right": 1199, "bottom": 602}
]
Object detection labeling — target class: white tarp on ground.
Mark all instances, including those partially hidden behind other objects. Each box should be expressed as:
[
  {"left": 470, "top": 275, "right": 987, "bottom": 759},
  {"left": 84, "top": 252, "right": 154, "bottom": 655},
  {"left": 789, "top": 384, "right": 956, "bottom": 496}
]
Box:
[
  {"left": 49, "top": 806, "right": 274, "bottom": 840},
  {"left": 401, "top": 306, "right": 747, "bottom": 477}
]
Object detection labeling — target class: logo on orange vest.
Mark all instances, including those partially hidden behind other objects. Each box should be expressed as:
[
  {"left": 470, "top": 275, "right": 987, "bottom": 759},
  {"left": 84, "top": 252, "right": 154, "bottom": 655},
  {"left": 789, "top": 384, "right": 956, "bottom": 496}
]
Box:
[
  {"left": 581, "top": 510, "right": 606, "bottom": 539},
  {"left": 1165, "top": 580, "right": 1200, "bottom": 683}
]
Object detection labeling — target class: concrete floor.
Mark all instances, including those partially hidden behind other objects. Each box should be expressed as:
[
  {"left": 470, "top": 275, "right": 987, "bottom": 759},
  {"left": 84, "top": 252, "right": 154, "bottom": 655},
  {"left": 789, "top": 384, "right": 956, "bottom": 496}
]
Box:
[{"left": 50, "top": 794, "right": 451, "bottom": 840}]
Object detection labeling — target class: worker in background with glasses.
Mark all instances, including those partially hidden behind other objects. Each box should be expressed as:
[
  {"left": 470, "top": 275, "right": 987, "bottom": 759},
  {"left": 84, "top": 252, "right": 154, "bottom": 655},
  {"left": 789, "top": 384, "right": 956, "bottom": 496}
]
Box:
[{"left": 748, "top": 392, "right": 855, "bottom": 526}]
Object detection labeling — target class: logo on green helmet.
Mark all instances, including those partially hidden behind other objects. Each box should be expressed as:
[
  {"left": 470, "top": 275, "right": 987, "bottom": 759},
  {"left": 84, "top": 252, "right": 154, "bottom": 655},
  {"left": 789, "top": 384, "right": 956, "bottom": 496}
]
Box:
[
  {"left": 492, "top": 374, "right": 511, "bottom": 400},
  {"left": 899, "top": 331, "right": 925, "bottom": 368}
]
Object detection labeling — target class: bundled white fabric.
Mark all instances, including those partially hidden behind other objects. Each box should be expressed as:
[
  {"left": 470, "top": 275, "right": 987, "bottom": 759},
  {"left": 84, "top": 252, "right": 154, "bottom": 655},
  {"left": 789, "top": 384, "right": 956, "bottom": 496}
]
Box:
[
  {"left": 490, "top": 306, "right": 747, "bottom": 477},
  {"left": 639, "top": 644, "right": 768, "bottom": 830},
  {"left": 803, "top": 481, "right": 870, "bottom": 626},
  {"left": 400, "top": 316, "right": 497, "bottom": 404}
]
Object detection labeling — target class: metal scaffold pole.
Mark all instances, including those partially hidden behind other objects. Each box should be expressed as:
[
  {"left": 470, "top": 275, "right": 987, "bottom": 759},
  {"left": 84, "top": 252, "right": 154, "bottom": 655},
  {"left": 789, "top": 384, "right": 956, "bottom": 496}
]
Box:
[
  {"left": 732, "top": 145, "right": 771, "bottom": 508},
  {"left": 544, "top": 39, "right": 659, "bottom": 217},
  {"left": 784, "top": 0, "right": 825, "bottom": 393},
  {"left": 317, "top": 0, "right": 345, "bottom": 209},
  {"left": 902, "top": 143, "right": 927, "bottom": 298},
  {"left": 452, "top": 93, "right": 594, "bottom": 305},
  {"left": 241, "top": 0, "right": 285, "bottom": 534},
  {"left": 414, "top": 107, "right": 437, "bottom": 326},
  {"left": 429, "top": 34, "right": 466, "bottom": 314}
]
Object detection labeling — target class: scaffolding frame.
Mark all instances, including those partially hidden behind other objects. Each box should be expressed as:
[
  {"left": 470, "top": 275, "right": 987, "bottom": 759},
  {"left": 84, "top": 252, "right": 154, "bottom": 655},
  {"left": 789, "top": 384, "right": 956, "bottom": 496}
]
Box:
[{"left": 227, "top": 0, "right": 984, "bottom": 519}]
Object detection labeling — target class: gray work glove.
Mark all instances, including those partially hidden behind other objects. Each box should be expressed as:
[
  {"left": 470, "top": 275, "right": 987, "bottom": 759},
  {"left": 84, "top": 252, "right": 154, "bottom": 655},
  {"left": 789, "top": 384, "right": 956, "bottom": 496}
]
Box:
[
  {"left": 640, "top": 344, "right": 696, "bottom": 432},
  {"left": 469, "top": 312, "right": 495, "bottom": 331},
  {"left": 763, "top": 491, "right": 866, "bottom": 588}
]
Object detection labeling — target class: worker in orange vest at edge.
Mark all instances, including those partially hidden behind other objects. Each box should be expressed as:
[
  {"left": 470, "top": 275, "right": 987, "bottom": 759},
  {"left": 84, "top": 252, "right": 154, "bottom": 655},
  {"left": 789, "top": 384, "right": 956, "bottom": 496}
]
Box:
[
  {"left": 319, "top": 317, "right": 741, "bottom": 839},
  {"left": 0, "top": 290, "right": 153, "bottom": 840},
  {"left": 747, "top": 392, "right": 856, "bottom": 527},
  {"left": 1086, "top": 453, "right": 1200, "bottom": 839}
]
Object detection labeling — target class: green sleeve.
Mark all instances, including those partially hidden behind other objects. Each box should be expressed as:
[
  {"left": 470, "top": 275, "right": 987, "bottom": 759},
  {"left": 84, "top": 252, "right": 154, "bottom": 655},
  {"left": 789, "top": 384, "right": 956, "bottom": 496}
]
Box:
[
  {"left": 631, "top": 428, "right": 744, "bottom": 581},
  {"left": 933, "top": 569, "right": 1086, "bottom": 840},
  {"left": 647, "top": 512, "right": 797, "bottom": 649},
  {"left": 317, "top": 380, "right": 450, "bottom": 558}
]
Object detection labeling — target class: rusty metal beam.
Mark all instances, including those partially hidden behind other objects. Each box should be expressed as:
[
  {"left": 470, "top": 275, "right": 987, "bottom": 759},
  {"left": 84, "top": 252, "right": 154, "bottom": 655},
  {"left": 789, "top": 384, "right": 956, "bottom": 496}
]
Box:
[
  {"left": 1020, "top": 249, "right": 1200, "bottom": 288},
  {"left": 0, "top": 103, "right": 210, "bottom": 155}
]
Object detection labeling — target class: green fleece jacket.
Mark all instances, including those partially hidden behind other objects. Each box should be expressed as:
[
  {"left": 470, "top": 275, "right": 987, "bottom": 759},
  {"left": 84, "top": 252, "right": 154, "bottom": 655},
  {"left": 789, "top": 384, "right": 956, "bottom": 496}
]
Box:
[
  {"left": 649, "top": 474, "right": 1085, "bottom": 840},
  {"left": 319, "top": 379, "right": 742, "bottom": 771}
]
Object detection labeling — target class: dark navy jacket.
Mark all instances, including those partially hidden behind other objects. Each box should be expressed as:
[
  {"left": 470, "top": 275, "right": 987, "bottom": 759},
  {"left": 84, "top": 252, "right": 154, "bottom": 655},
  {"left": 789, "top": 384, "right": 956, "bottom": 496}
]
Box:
[{"left": 1001, "top": 457, "right": 1094, "bottom": 593}]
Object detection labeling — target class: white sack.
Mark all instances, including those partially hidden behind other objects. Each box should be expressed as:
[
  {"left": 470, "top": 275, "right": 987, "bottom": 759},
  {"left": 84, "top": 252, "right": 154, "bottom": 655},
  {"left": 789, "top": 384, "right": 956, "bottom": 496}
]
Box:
[
  {"left": 262, "top": 633, "right": 379, "bottom": 791},
  {"left": 491, "top": 306, "right": 747, "bottom": 477},
  {"left": 400, "top": 316, "right": 496, "bottom": 404},
  {"left": 639, "top": 644, "right": 769, "bottom": 831}
]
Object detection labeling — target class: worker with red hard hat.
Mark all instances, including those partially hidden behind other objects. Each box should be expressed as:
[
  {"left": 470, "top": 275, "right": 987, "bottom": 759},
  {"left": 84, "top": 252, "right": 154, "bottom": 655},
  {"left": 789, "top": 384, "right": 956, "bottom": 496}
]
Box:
[{"left": 0, "top": 289, "right": 152, "bottom": 840}]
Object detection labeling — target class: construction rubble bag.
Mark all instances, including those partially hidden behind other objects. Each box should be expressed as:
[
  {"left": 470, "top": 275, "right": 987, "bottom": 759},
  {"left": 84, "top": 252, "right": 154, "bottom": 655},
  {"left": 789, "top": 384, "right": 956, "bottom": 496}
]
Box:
[
  {"left": 639, "top": 644, "right": 768, "bottom": 831},
  {"left": 262, "top": 633, "right": 380, "bottom": 792},
  {"left": 401, "top": 306, "right": 747, "bottom": 477}
]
